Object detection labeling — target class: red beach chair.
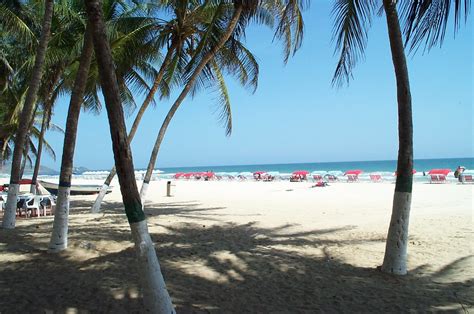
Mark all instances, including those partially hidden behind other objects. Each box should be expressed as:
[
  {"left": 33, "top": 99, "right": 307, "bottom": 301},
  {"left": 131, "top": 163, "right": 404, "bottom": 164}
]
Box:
[
  {"left": 428, "top": 169, "right": 450, "bottom": 184},
  {"left": 369, "top": 174, "right": 382, "bottom": 183}
]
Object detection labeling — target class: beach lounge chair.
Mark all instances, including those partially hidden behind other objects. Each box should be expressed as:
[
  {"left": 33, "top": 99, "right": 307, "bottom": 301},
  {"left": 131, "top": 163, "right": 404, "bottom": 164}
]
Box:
[
  {"left": 369, "top": 174, "right": 382, "bottom": 183},
  {"left": 312, "top": 174, "right": 323, "bottom": 182},
  {"left": 325, "top": 174, "right": 338, "bottom": 183},
  {"left": 345, "top": 170, "right": 362, "bottom": 183},
  {"left": 347, "top": 174, "right": 359, "bottom": 182},
  {"left": 428, "top": 169, "right": 451, "bottom": 184},
  {"left": 459, "top": 170, "right": 474, "bottom": 184}
]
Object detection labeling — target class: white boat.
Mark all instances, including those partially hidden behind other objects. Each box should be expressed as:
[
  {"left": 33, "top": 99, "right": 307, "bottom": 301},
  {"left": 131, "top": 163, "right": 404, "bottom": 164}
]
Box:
[{"left": 39, "top": 180, "right": 113, "bottom": 196}]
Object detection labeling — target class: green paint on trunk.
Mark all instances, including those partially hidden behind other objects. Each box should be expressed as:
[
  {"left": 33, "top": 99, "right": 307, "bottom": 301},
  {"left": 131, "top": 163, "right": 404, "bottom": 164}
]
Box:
[
  {"left": 395, "top": 174, "right": 413, "bottom": 193},
  {"left": 124, "top": 199, "right": 146, "bottom": 223}
]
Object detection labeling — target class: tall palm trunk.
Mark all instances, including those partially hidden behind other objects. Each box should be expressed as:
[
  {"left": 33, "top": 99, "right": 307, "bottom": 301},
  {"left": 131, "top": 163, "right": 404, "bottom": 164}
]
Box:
[
  {"left": 2, "top": 0, "right": 54, "bottom": 229},
  {"left": 85, "top": 0, "right": 174, "bottom": 312},
  {"left": 381, "top": 0, "right": 414, "bottom": 276},
  {"left": 140, "top": 4, "right": 244, "bottom": 206},
  {"left": 31, "top": 69, "right": 63, "bottom": 194},
  {"left": 91, "top": 44, "right": 176, "bottom": 213},
  {"left": 48, "top": 25, "right": 94, "bottom": 252},
  {"left": 0, "top": 138, "right": 4, "bottom": 170},
  {"left": 30, "top": 107, "right": 49, "bottom": 194}
]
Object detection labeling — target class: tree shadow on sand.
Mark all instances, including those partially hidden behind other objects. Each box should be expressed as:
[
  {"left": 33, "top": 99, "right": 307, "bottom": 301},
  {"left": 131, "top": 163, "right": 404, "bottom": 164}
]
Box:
[{"left": 0, "top": 199, "right": 472, "bottom": 313}]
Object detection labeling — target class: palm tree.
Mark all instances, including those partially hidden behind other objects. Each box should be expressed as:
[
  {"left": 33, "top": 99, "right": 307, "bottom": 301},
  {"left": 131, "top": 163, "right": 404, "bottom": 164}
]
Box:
[
  {"left": 84, "top": 0, "right": 175, "bottom": 311},
  {"left": 48, "top": 0, "right": 167, "bottom": 251},
  {"left": 91, "top": 0, "right": 237, "bottom": 212},
  {"left": 331, "top": 0, "right": 470, "bottom": 275},
  {"left": 138, "top": 0, "right": 306, "bottom": 205},
  {"left": 2, "top": 0, "right": 54, "bottom": 229},
  {"left": 48, "top": 23, "right": 94, "bottom": 252}
]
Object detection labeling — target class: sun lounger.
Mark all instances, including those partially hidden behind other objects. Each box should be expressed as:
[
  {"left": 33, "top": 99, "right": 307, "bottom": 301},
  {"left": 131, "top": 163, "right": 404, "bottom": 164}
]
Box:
[
  {"left": 312, "top": 174, "right": 323, "bottom": 182},
  {"left": 461, "top": 175, "right": 473, "bottom": 183},
  {"left": 347, "top": 174, "right": 359, "bottom": 182},
  {"left": 325, "top": 174, "right": 338, "bottom": 183},
  {"left": 430, "top": 174, "right": 447, "bottom": 184},
  {"left": 370, "top": 174, "right": 382, "bottom": 182}
]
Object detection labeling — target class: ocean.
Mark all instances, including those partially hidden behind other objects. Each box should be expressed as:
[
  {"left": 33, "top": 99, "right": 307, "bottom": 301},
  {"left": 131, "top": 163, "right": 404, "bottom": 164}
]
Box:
[{"left": 153, "top": 157, "right": 474, "bottom": 175}]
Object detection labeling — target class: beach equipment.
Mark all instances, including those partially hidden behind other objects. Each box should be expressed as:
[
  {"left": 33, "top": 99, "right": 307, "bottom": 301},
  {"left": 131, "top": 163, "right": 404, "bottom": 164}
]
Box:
[
  {"left": 344, "top": 170, "right": 363, "bottom": 182},
  {"left": 369, "top": 173, "right": 383, "bottom": 183},
  {"left": 311, "top": 171, "right": 327, "bottom": 182},
  {"left": 428, "top": 169, "right": 451, "bottom": 184},
  {"left": 460, "top": 169, "right": 473, "bottom": 184},
  {"left": 291, "top": 170, "right": 309, "bottom": 182},
  {"left": 253, "top": 171, "right": 267, "bottom": 181}
]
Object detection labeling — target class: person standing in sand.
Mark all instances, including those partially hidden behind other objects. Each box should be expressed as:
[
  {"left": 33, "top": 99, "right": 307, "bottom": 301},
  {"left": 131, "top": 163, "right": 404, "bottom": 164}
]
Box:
[{"left": 454, "top": 166, "right": 465, "bottom": 182}]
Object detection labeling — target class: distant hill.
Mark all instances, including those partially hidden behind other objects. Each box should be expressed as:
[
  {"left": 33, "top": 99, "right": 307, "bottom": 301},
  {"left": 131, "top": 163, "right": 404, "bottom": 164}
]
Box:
[{"left": 0, "top": 163, "right": 59, "bottom": 176}]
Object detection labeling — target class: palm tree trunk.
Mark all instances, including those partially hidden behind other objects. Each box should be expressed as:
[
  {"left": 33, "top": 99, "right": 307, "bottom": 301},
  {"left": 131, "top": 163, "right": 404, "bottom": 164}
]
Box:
[
  {"left": 31, "top": 68, "right": 63, "bottom": 194},
  {"left": 381, "top": 0, "right": 414, "bottom": 276},
  {"left": 140, "top": 4, "right": 244, "bottom": 206},
  {"left": 85, "top": 0, "right": 174, "bottom": 312},
  {"left": 0, "top": 139, "right": 3, "bottom": 170},
  {"left": 48, "top": 24, "right": 94, "bottom": 252},
  {"left": 2, "top": 0, "right": 54, "bottom": 229},
  {"left": 91, "top": 44, "right": 177, "bottom": 213},
  {"left": 30, "top": 104, "right": 50, "bottom": 194},
  {"left": 19, "top": 141, "right": 29, "bottom": 179}
]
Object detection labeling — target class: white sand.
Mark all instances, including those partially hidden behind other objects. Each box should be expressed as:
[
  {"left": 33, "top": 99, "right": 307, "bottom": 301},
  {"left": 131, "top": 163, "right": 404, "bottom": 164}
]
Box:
[{"left": 1, "top": 179, "right": 472, "bottom": 312}]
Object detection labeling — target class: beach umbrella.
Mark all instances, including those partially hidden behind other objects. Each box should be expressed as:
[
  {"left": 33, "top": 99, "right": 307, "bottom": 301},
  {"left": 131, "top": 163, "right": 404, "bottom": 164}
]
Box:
[
  {"left": 428, "top": 169, "right": 451, "bottom": 176},
  {"left": 292, "top": 170, "right": 309, "bottom": 175},
  {"left": 345, "top": 170, "right": 363, "bottom": 175},
  {"left": 174, "top": 172, "right": 185, "bottom": 179},
  {"left": 253, "top": 171, "right": 267, "bottom": 175}
]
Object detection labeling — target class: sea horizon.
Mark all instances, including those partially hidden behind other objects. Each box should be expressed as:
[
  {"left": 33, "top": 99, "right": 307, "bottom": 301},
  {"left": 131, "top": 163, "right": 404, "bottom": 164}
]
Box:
[{"left": 130, "top": 157, "right": 474, "bottom": 175}]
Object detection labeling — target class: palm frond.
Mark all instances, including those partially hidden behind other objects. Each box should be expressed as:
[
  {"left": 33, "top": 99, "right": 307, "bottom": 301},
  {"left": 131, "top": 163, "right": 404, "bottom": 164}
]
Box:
[
  {"left": 399, "top": 0, "right": 471, "bottom": 53},
  {"left": 331, "top": 0, "right": 376, "bottom": 87}
]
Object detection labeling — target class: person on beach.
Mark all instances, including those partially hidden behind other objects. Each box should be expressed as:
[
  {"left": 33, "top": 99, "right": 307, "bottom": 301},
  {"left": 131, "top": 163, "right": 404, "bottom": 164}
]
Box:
[{"left": 454, "top": 166, "right": 465, "bottom": 182}]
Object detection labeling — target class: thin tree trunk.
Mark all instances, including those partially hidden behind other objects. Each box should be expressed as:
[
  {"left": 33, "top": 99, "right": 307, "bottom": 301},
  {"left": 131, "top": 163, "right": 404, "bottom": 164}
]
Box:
[
  {"left": 91, "top": 44, "right": 176, "bottom": 213},
  {"left": 48, "top": 24, "right": 94, "bottom": 252},
  {"left": 30, "top": 104, "right": 50, "bottom": 193},
  {"left": 140, "top": 4, "right": 244, "bottom": 206},
  {"left": 2, "top": 0, "right": 54, "bottom": 229},
  {"left": 85, "top": 0, "right": 175, "bottom": 312},
  {"left": 381, "top": 0, "right": 414, "bottom": 276},
  {"left": 19, "top": 141, "right": 29, "bottom": 179},
  {"left": 31, "top": 68, "right": 63, "bottom": 194}
]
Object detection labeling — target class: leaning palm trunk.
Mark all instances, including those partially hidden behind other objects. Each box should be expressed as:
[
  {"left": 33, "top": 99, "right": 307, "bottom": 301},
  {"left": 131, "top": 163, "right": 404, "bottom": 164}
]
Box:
[
  {"left": 31, "top": 69, "right": 63, "bottom": 194},
  {"left": 85, "top": 0, "right": 174, "bottom": 312},
  {"left": 90, "top": 44, "right": 176, "bottom": 213},
  {"left": 30, "top": 105, "right": 50, "bottom": 194},
  {"left": 381, "top": 0, "right": 414, "bottom": 276},
  {"left": 48, "top": 25, "right": 94, "bottom": 252},
  {"left": 140, "top": 4, "right": 244, "bottom": 206},
  {"left": 2, "top": 0, "right": 54, "bottom": 229}
]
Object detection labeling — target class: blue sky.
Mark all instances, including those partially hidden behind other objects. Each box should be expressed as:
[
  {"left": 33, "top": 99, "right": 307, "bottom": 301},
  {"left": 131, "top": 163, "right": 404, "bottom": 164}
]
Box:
[{"left": 43, "top": 3, "right": 473, "bottom": 171}]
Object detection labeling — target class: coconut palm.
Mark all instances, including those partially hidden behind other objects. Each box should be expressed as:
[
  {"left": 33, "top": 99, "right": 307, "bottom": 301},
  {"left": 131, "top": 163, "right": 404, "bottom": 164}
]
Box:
[
  {"left": 331, "top": 0, "right": 470, "bottom": 275},
  {"left": 48, "top": 0, "right": 168, "bottom": 251},
  {"left": 138, "top": 0, "right": 307, "bottom": 205},
  {"left": 84, "top": 0, "right": 175, "bottom": 311},
  {"left": 2, "top": 0, "right": 54, "bottom": 229},
  {"left": 91, "top": 0, "right": 249, "bottom": 212}
]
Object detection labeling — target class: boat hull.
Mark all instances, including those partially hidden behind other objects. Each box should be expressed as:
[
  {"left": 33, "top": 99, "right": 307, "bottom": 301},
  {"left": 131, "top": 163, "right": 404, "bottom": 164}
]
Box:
[{"left": 39, "top": 181, "right": 113, "bottom": 196}]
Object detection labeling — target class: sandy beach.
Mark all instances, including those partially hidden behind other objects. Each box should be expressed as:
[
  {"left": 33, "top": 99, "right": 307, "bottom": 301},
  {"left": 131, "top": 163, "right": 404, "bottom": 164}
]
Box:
[{"left": 1, "top": 180, "right": 472, "bottom": 312}]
